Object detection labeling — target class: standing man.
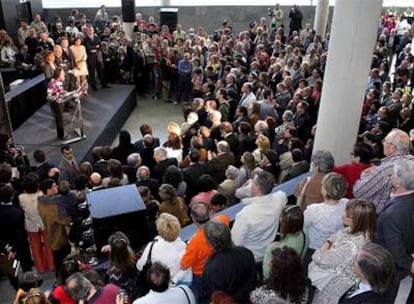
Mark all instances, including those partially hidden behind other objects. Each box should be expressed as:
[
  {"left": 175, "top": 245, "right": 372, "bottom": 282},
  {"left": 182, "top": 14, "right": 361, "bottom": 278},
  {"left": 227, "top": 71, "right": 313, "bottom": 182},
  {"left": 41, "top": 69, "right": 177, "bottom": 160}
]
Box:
[
  {"left": 58, "top": 145, "right": 79, "bottom": 189},
  {"left": 288, "top": 4, "right": 303, "bottom": 35},
  {"left": 84, "top": 25, "right": 108, "bottom": 90},
  {"left": 231, "top": 171, "right": 287, "bottom": 267},
  {"left": 38, "top": 179, "right": 71, "bottom": 277},
  {"left": 376, "top": 159, "right": 414, "bottom": 303},
  {"left": 354, "top": 129, "right": 414, "bottom": 214},
  {"left": 176, "top": 52, "right": 193, "bottom": 105},
  {"left": 0, "top": 184, "right": 33, "bottom": 289},
  {"left": 181, "top": 202, "right": 229, "bottom": 302}
]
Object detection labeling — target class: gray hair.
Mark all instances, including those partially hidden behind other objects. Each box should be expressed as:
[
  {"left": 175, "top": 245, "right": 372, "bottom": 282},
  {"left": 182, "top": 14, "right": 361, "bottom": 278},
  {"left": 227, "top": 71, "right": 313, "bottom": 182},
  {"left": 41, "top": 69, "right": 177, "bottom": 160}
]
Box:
[
  {"left": 217, "top": 141, "right": 230, "bottom": 153},
  {"left": 357, "top": 242, "right": 395, "bottom": 294},
  {"left": 137, "top": 165, "right": 150, "bottom": 180},
  {"left": 204, "top": 221, "right": 232, "bottom": 252},
  {"left": 225, "top": 165, "right": 240, "bottom": 180},
  {"left": 253, "top": 170, "right": 275, "bottom": 195},
  {"left": 65, "top": 272, "right": 92, "bottom": 301},
  {"left": 393, "top": 159, "right": 414, "bottom": 190},
  {"left": 154, "top": 147, "right": 167, "bottom": 158},
  {"left": 282, "top": 110, "right": 294, "bottom": 122},
  {"left": 385, "top": 128, "right": 411, "bottom": 153},
  {"left": 311, "top": 150, "right": 335, "bottom": 173},
  {"left": 127, "top": 153, "right": 141, "bottom": 167}
]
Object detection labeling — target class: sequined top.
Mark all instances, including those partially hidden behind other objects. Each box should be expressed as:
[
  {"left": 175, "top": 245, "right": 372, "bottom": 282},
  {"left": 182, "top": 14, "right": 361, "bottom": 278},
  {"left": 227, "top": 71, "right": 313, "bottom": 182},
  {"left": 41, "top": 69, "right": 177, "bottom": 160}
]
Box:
[
  {"left": 311, "top": 228, "right": 368, "bottom": 304},
  {"left": 47, "top": 78, "right": 65, "bottom": 103}
]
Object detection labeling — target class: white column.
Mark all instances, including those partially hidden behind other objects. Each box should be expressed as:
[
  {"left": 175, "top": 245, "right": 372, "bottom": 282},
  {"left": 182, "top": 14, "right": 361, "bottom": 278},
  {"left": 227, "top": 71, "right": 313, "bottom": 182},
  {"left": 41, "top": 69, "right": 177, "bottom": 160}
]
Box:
[
  {"left": 123, "top": 22, "right": 134, "bottom": 39},
  {"left": 313, "top": 0, "right": 330, "bottom": 38},
  {"left": 313, "top": 0, "right": 383, "bottom": 165}
]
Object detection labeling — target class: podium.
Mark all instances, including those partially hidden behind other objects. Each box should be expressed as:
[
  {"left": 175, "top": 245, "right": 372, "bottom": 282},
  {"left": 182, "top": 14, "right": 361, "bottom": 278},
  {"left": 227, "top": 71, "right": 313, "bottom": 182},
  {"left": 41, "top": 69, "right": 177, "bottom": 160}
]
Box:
[{"left": 59, "top": 87, "right": 87, "bottom": 144}]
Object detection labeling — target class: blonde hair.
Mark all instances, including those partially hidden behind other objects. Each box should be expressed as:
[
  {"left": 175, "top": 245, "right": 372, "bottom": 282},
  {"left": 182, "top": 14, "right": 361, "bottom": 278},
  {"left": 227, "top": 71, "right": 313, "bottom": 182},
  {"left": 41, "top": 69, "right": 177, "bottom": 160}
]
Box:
[
  {"left": 256, "top": 134, "right": 271, "bottom": 150},
  {"left": 156, "top": 213, "right": 181, "bottom": 242}
]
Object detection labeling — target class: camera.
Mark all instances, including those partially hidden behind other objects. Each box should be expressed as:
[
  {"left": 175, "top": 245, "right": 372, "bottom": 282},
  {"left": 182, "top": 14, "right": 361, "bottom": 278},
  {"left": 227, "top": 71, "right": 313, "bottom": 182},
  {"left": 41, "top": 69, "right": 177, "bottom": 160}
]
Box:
[{"left": 268, "top": 8, "right": 275, "bottom": 17}]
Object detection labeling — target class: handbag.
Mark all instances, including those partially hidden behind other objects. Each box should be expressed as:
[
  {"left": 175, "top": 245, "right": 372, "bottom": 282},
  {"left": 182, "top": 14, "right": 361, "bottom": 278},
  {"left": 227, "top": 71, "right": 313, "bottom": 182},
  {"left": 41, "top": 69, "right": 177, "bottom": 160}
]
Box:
[{"left": 136, "top": 239, "right": 157, "bottom": 296}]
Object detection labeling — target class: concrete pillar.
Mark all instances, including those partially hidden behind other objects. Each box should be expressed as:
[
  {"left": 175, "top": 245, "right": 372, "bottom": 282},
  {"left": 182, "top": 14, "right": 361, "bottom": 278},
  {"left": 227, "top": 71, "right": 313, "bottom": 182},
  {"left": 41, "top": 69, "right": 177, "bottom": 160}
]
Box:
[
  {"left": 313, "top": 0, "right": 329, "bottom": 38},
  {"left": 313, "top": 0, "right": 383, "bottom": 165}
]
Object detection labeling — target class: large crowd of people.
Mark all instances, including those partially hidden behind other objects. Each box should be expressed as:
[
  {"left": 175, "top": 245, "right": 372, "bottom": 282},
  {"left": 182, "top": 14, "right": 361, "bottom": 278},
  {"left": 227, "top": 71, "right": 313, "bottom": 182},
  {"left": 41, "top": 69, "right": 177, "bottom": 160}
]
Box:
[{"left": 0, "top": 3, "right": 414, "bottom": 304}]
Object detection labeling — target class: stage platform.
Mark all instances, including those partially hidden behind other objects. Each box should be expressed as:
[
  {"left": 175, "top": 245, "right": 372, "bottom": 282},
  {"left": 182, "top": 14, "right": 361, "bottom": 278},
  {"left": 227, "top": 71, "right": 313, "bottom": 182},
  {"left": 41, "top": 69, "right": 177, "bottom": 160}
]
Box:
[{"left": 13, "top": 84, "right": 136, "bottom": 165}]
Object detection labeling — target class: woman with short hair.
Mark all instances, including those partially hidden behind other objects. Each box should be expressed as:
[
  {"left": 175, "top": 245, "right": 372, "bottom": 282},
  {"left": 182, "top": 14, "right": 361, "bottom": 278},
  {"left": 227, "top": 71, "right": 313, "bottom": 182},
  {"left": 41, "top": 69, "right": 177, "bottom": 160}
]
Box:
[
  {"left": 136, "top": 213, "right": 187, "bottom": 281},
  {"left": 294, "top": 150, "right": 335, "bottom": 211},
  {"left": 304, "top": 172, "right": 348, "bottom": 265}
]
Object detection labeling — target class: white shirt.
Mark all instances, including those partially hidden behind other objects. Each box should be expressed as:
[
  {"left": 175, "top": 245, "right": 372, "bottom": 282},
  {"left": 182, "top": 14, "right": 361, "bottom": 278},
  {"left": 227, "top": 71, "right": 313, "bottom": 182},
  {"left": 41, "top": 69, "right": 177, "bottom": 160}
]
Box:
[
  {"left": 231, "top": 191, "right": 288, "bottom": 262},
  {"left": 136, "top": 236, "right": 186, "bottom": 279},
  {"left": 304, "top": 198, "right": 348, "bottom": 250},
  {"left": 239, "top": 92, "right": 257, "bottom": 115},
  {"left": 18, "top": 192, "right": 44, "bottom": 232},
  {"left": 133, "top": 286, "right": 196, "bottom": 304}
]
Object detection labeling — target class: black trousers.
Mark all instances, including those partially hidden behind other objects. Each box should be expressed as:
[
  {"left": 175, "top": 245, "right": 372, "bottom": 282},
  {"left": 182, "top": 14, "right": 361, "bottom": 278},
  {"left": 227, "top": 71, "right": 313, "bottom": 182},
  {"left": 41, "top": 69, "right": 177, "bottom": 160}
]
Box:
[
  {"left": 87, "top": 53, "right": 106, "bottom": 88},
  {"left": 52, "top": 102, "right": 64, "bottom": 139}
]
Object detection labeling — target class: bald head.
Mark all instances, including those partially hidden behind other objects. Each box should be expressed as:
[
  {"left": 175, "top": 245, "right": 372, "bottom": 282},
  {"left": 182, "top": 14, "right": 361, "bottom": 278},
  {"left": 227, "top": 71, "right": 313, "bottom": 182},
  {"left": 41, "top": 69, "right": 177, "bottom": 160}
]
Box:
[
  {"left": 384, "top": 129, "right": 411, "bottom": 156},
  {"left": 90, "top": 172, "right": 102, "bottom": 186}
]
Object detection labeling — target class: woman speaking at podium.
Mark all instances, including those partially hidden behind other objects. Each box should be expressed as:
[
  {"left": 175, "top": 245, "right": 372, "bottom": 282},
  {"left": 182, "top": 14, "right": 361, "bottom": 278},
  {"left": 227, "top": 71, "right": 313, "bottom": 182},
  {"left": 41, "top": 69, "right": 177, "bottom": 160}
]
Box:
[{"left": 47, "top": 67, "right": 67, "bottom": 140}]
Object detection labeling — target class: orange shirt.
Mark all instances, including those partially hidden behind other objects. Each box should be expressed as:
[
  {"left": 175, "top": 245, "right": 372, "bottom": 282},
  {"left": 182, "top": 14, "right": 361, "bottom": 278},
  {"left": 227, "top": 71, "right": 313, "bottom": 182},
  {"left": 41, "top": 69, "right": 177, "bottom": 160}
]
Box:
[{"left": 181, "top": 215, "right": 229, "bottom": 276}]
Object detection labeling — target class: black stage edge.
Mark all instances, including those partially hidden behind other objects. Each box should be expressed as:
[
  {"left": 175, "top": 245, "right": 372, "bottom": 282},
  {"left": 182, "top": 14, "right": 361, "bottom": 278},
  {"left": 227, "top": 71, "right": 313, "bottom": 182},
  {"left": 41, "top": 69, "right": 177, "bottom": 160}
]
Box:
[{"left": 13, "top": 84, "right": 136, "bottom": 165}]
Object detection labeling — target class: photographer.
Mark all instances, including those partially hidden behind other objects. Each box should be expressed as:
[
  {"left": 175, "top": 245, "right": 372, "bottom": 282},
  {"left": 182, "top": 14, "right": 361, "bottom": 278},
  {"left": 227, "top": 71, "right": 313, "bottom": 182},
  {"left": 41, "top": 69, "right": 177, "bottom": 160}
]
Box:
[{"left": 289, "top": 4, "right": 303, "bottom": 35}]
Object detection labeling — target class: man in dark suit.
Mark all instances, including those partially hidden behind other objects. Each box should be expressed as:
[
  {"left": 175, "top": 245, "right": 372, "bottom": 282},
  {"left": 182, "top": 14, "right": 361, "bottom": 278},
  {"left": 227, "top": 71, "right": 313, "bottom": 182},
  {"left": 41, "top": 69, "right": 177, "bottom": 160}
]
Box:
[
  {"left": 58, "top": 145, "right": 79, "bottom": 189},
  {"left": 33, "top": 149, "right": 56, "bottom": 181},
  {"left": 183, "top": 149, "right": 206, "bottom": 203},
  {"left": 339, "top": 243, "right": 395, "bottom": 304},
  {"left": 151, "top": 147, "right": 178, "bottom": 183},
  {"left": 220, "top": 122, "right": 239, "bottom": 156},
  {"left": 376, "top": 159, "right": 414, "bottom": 303},
  {"left": 0, "top": 184, "right": 33, "bottom": 289},
  {"left": 123, "top": 153, "right": 141, "bottom": 184},
  {"left": 207, "top": 141, "right": 235, "bottom": 185},
  {"left": 135, "top": 135, "right": 158, "bottom": 171},
  {"left": 136, "top": 166, "right": 160, "bottom": 199},
  {"left": 282, "top": 149, "right": 310, "bottom": 183}
]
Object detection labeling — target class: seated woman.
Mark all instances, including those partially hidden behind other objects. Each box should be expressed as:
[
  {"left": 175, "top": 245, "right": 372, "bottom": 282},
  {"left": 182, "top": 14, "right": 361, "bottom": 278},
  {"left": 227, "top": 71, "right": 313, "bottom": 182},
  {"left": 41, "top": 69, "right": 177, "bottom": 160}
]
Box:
[
  {"left": 263, "top": 205, "right": 308, "bottom": 280},
  {"left": 309, "top": 199, "right": 376, "bottom": 304},
  {"left": 304, "top": 172, "right": 348, "bottom": 265},
  {"left": 339, "top": 242, "right": 395, "bottom": 303},
  {"left": 250, "top": 247, "right": 308, "bottom": 303}
]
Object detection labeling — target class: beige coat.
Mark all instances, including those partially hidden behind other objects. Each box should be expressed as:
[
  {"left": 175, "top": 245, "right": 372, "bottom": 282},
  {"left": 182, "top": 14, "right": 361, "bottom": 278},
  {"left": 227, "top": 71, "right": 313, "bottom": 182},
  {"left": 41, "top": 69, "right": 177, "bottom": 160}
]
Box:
[{"left": 70, "top": 45, "right": 88, "bottom": 77}]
